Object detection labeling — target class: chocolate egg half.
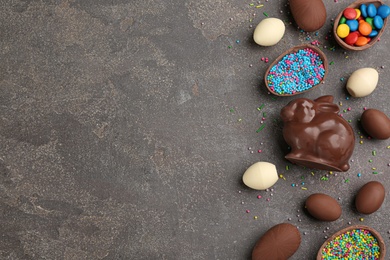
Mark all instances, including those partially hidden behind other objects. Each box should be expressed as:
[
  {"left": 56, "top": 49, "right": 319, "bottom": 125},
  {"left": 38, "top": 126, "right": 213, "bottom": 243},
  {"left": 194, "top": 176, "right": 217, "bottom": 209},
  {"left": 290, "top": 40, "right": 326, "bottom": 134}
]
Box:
[
  {"left": 361, "top": 109, "right": 390, "bottom": 140},
  {"left": 305, "top": 193, "right": 342, "bottom": 221},
  {"left": 356, "top": 181, "right": 385, "bottom": 214},
  {"left": 252, "top": 223, "right": 301, "bottom": 260},
  {"left": 290, "top": 0, "right": 327, "bottom": 32}
]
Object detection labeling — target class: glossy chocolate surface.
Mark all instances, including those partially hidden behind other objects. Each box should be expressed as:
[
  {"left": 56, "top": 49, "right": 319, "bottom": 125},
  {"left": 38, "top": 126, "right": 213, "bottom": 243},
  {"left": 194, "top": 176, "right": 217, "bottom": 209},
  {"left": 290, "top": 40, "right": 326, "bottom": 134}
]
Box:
[
  {"left": 361, "top": 109, "right": 390, "bottom": 139},
  {"left": 305, "top": 193, "right": 342, "bottom": 221},
  {"left": 252, "top": 223, "right": 301, "bottom": 260},
  {"left": 290, "top": 0, "right": 327, "bottom": 32},
  {"left": 281, "top": 95, "right": 355, "bottom": 172},
  {"left": 355, "top": 181, "right": 385, "bottom": 214}
]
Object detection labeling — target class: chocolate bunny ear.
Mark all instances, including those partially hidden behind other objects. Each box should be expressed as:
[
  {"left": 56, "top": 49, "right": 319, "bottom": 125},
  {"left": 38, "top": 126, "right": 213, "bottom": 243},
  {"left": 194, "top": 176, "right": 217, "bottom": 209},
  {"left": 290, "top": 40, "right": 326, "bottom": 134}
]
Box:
[
  {"left": 315, "top": 95, "right": 339, "bottom": 113},
  {"left": 314, "top": 95, "right": 334, "bottom": 103},
  {"left": 317, "top": 103, "right": 340, "bottom": 114}
]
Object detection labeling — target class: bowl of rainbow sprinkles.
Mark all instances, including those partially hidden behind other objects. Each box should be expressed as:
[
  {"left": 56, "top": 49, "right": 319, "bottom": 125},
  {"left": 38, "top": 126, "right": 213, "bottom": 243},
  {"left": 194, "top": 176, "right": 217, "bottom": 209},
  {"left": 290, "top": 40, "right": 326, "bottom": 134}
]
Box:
[{"left": 264, "top": 44, "right": 328, "bottom": 96}]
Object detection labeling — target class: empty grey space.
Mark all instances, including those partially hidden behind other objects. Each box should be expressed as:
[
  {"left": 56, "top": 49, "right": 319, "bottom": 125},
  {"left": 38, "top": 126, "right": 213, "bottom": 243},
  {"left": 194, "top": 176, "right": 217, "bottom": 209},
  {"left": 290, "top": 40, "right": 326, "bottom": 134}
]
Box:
[{"left": 0, "top": 0, "right": 389, "bottom": 259}]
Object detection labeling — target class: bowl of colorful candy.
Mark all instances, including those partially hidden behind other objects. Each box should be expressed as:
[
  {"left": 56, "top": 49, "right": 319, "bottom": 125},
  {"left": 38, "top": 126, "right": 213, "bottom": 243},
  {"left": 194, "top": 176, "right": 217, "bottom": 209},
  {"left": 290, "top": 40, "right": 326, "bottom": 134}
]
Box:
[
  {"left": 316, "top": 225, "right": 386, "bottom": 260},
  {"left": 334, "top": 0, "right": 389, "bottom": 51},
  {"left": 264, "top": 44, "right": 328, "bottom": 96}
]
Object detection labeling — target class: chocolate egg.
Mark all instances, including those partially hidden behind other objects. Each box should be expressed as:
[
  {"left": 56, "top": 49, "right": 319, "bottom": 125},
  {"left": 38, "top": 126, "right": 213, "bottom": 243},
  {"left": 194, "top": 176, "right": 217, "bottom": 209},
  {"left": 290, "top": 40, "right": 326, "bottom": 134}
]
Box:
[
  {"left": 361, "top": 109, "right": 390, "bottom": 140},
  {"left": 290, "top": 0, "right": 327, "bottom": 32},
  {"left": 252, "top": 223, "right": 301, "bottom": 260},
  {"left": 355, "top": 181, "right": 385, "bottom": 214},
  {"left": 305, "top": 193, "right": 342, "bottom": 221}
]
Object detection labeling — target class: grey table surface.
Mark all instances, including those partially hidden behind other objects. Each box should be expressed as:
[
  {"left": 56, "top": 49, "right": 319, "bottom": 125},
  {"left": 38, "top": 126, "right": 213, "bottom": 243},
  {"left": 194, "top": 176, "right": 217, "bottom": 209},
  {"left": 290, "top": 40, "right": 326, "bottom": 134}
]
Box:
[{"left": 0, "top": 0, "right": 389, "bottom": 259}]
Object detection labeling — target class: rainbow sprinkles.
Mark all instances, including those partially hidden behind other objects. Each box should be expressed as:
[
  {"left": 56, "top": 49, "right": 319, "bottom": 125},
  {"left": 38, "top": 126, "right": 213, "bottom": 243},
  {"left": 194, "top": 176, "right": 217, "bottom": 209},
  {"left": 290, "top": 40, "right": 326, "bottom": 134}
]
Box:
[{"left": 321, "top": 228, "right": 381, "bottom": 260}]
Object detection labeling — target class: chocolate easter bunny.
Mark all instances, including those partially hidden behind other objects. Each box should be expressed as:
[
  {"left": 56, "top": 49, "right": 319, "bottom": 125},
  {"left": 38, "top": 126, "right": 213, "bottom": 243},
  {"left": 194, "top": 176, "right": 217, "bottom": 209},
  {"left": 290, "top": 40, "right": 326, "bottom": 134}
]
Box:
[{"left": 280, "top": 95, "right": 355, "bottom": 172}]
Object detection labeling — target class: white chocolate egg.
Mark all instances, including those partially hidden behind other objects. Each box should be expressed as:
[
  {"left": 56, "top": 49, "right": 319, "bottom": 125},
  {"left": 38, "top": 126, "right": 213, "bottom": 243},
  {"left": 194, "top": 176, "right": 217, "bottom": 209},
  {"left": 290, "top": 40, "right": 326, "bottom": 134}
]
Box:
[
  {"left": 346, "top": 68, "right": 378, "bottom": 97},
  {"left": 242, "top": 162, "right": 278, "bottom": 190},
  {"left": 253, "top": 18, "right": 285, "bottom": 46}
]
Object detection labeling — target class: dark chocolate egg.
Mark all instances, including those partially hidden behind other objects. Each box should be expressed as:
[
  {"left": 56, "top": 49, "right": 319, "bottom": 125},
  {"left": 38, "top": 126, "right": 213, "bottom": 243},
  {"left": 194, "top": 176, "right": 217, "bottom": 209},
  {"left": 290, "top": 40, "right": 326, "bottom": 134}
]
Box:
[
  {"left": 305, "top": 193, "right": 342, "bottom": 221},
  {"left": 252, "top": 223, "right": 301, "bottom": 260},
  {"left": 361, "top": 109, "right": 390, "bottom": 140},
  {"left": 356, "top": 181, "right": 385, "bottom": 214},
  {"left": 290, "top": 0, "right": 327, "bottom": 32}
]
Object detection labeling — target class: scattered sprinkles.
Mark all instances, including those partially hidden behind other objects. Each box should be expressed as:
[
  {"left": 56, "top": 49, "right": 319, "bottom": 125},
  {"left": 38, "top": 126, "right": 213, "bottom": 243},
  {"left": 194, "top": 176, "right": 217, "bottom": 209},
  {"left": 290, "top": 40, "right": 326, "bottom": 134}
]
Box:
[
  {"left": 256, "top": 124, "right": 265, "bottom": 133},
  {"left": 261, "top": 57, "right": 269, "bottom": 63},
  {"left": 266, "top": 48, "right": 325, "bottom": 95},
  {"left": 321, "top": 229, "right": 381, "bottom": 259},
  {"left": 257, "top": 104, "right": 265, "bottom": 110}
]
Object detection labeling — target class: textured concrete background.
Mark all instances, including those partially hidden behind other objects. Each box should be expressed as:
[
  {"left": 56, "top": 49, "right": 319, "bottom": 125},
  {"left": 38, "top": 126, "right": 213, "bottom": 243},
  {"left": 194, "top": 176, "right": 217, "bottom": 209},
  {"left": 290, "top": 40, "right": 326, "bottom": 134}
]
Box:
[{"left": 0, "top": 0, "right": 389, "bottom": 259}]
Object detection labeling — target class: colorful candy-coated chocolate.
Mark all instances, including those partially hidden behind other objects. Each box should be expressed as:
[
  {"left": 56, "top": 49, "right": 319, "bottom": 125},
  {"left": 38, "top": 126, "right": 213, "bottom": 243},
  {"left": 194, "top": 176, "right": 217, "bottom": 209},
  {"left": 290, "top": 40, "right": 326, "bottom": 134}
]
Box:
[
  {"left": 367, "top": 3, "right": 377, "bottom": 17},
  {"left": 337, "top": 24, "right": 350, "bottom": 38},
  {"left": 373, "top": 15, "right": 384, "bottom": 29},
  {"left": 355, "top": 36, "right": 369, "bottom": 46},
  {"left": 344, "top": 31, "right": 359, "bottom": 45},
  {"left": 360, "top": 4, "right": 368, "bottom": 17},
  {"left": 365, "top": 17, "right": 375, "bottom": 29},
  {"left": 368, "top": 29, "right": 378, "bottom": 37},
  {"left": 344, "top": 8, "right": 357, "bottom": 20},
  {"left": 359, "top": 21, "right": 372, "bottom": 36},
  {"left": 346, "top": 19, "right": 359, "bottom": 31},
  {"left": 338, "top": 3, "right": 387, "bottom": 47},
  {"left": 355, "top": 8, "right": 361, "bottom": 19},
  {"left": 377, "top": 4, "right": 390, "bottom": 19}
]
